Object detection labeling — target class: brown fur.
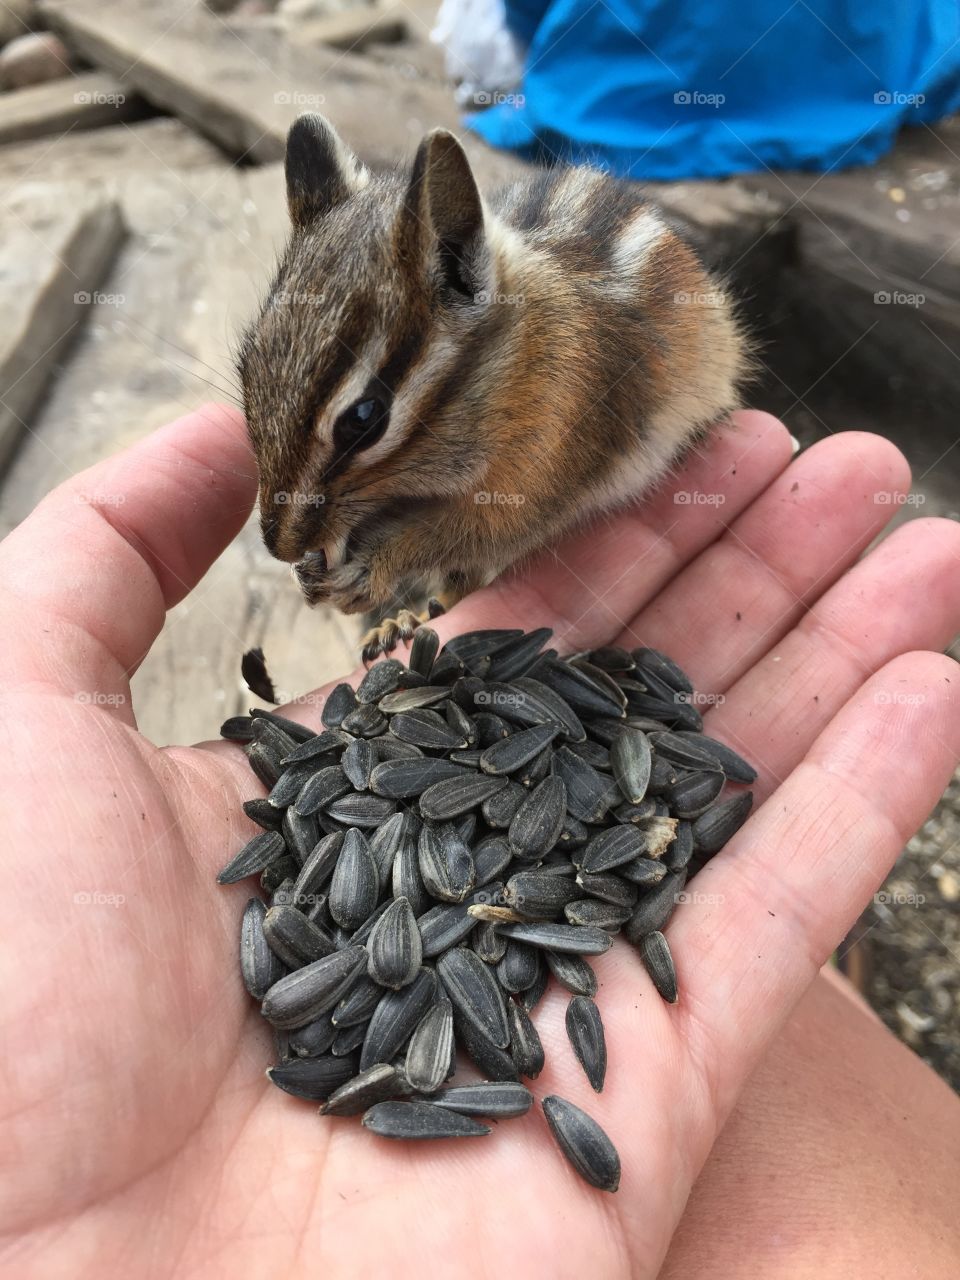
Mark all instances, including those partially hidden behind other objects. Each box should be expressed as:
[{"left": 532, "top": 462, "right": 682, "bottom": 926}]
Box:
[{"left": 238, "top": 115, "right": 751, "bottom": 618}]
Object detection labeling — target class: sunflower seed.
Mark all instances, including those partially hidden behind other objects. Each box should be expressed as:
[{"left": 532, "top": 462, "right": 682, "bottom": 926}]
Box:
[
  {"left": 320, "top": 1063, "right": 403, "bottom": 1115},
  {"left": 425, "top": 776, "right": 509, "bottom": 825},
  {"left": 367, "top": 897, "right": 423, "bottom": 990},
  {"left": 476, "top": 780, "right": 523, "bottom": 830},
  {"left": 261, "top": 946, "right": 368, "bottom": 1029},
  {"left": 542, "top": 1095, "right": 620, "bottom": 1192},
  {"left": 372, "top": 734, "right": 425, "bottom": 761},
  {"left": 288, "top": 1016, "right": 337, "bottom": 1057},
  {"left": 263, "top": 905, "right": 336, "bottom": 967},
  {"left": 498, "top": 922, "right": 612, "bottom": 956},
  {"left": 578, "top": 824, "right": 645, "bottom": 873},
  {"left": 356, "top": 658, "right": 404, "bottom": 705},
  {"left": 618, "top": 856, "right": 670, "bottom": 886},
  {"left": 564, "top": 898, "right": 631, "bottom": 930},
  {"left": 661, "top": 820, "right": 694, "bottom": 871},
  {"left": 391, "top": 708, "right": 468, "bottom": 751},
  {"left": 328, "top": 829, "right": 380, "bottom": 929},
  {"left": 496, "top": 940, "right": 541, "bottom": 994},
  {"left": 681, "top": 734, "right": 757, "bottom": 785},
  {"left": 360, "top": 967, "right": 438, "bottom": 1070},
  {"left": 623, "top": 871, "right": 686, "bottom": 944},
  {"left": 664, "top": 769, "right": 724, "bottom": 818},
  {"left": 322, "top": 682, "right": 358, "bottom": 728},
  {"left": 507, "top": 998, "right": 545, "bottom": 1078},
  {"left": 221, "top": 715, "right": 256, "bottom": 742},
  {"left": 278, "top": 808, "right": 317, "bottom": 864},
  {"left": 485, "top": 627, "right": 554, "bottom": 680},
  {"left": 332, "top": 1022, "right": 368, "bottom": 1055},
  {"left": 558, "top": 814, "right": 590, "bottom": 848},
  {"left": 613, "top": 799, "right": 658, "bottom": 824},
  {"left": 445, "top": 699, "right": 477, "bottom": 745},
  {"left": 567, "top": 659, "right": 629, "bottom": 711},
  {"left": 408, "top": 626, "right": 440, "bottom": 677},
  {"left": 472, "top": 711, "right": 511, "bottom": 746},
  {"left": 362, "top": 1099, "right": 491, "bottom": 1139},
  {"left": 218, "top": 830, "right": 286, "bottom": 884},
  {"left": 326, "top": 793, "right": 398, "bottom": 828},
  {"left": 377, "top": 685, "right": 449, "bottom": 714},
  {"left": 290, "top": 830, "right": 343, "bottom": 901},
  {"left": 587, "top": 646, "right": 634, "bottom": 672},
  {"left": 348, "top": 899, "right": 393, "bottom": 947},
  {"left": 261, "top": 860, "right": 296, "bottom": 895},
  {"left": 243, "top": 797, "right": 284, "bottom": 830},
  {"left": 565, "top": 996, "right": 606, "bottom": 1091},
  {"left": 331, "top": 973, "right": 383, "bottom": 1027},
  {"left": 417, "top": 899, "right": 478, "bottom": 957},
  {"left": 431, "top": 1082, "right": 533, "bottom": 1118},
  {"left": 610, "top": 727, "right": 652, "bottom": 804},
  {"left": 521, "top": 958, "right": 549, "bottom": 1011},
  {"left": 437, "top": 946, "right": 509, "bottom": 1048},
  {"left": 367, "top": 811, "right": 417, "bottom": 885},
  {"left": 392, "top": 836, "right": 430, "bottom": 916},
  {"left": 369, "top": 758, "right": 467, "bottom": 802},
  {"left": 417, "top": 823, "right": 476, "bottom": 903},
  {"left": 250, "top": 717, "right": 296, "bottom": 756},
  {"left": 504, "top": 870, "right": 580, "bottom": 920},
  {"left": 240, "top": 898, "right": 286, "bottom": 999},
  {"left": 473, "top": 919, "right": 508, "bottom": 963},
  {"left": 553, "top": 746, "right": 619, "bottom": 823},
  {"left": 692, "top": 791, "right": 753, "bottom": 854},
  {"left": 575, "top": 871, "right": 638, "bottom": 908},
  {"left": 428, "top": 650, "right": 466, "bottom": 683},
  {"left": 545, "top": 950, "right": 598, "bottom": 996},
  {"left": 293, "top": 766, "right": 351, "bottom": 817},
  {"left": 404, "top": 997, "right": 455, "bottom": 1092},
  {"left": 568, "top": 739, "right": 611, "bottom": 770},
  {"left": 443, "top": 629, "right": 523, "bottom": 664},
  {"left": 632, "top": 647, "right": 693, "bottom": 695},
  {"left": 642, "top": 930, "right": 678, "bottom": 1003},
  {"left": 530, "top": 656, "right": 625, "bottom": 719},
  {"left": 341, "top": 739, "right": 375, "bottom": 790},
  {"left": 506, "top": 775, "right": 565, "bottom": 860},
  {"left": 454, "top": 1012, "right": 520, "bottom": 1081},
  {"left": 282, "top": 728, "right": 350, "bottom": 767},
  {"left": 341, "top": 704, "right": 388, "bottom": 737},
  {"left": 267, "top": 1053, "right": 358, "bottom": 1100}
]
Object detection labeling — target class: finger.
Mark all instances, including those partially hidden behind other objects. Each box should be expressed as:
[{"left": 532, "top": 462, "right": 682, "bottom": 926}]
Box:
[
  {"left": 612, "top": 431, "right": 911, "bottom": 693},
  {"left": 0, "top": 404, "right": 256, "bottom": 702},
  {"left": 703, "top": 516, "right": 960, "bottom": 795},
  {"left": 435, "top": 410, "right": 794, "bottom": 649},
  {"left": 674, "top": 651, "right": 960, "bottom": 1119}
]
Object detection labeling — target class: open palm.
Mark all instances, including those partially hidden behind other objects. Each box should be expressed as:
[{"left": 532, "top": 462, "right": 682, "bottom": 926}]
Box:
[{"left": 1, "top": 405, "right": 957, "bottom": 1280}]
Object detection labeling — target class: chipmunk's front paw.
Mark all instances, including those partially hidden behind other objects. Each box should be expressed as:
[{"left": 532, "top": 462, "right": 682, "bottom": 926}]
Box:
[{"left": 360, "top": 609, "right": 424, "bottom": 664}]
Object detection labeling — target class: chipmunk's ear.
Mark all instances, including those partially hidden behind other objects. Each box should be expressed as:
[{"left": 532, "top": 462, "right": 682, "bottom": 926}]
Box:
[
  {"left": 285, "top": 114, "right": 369, "bottom": 228},
  {"left": 404, "top": 129, "right": 488, "bottom": 301}
]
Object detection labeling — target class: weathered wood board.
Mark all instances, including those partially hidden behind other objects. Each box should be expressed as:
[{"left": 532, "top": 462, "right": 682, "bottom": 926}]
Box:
[
  {"left": 0, "top": 165, "right": 360, "bottom": 745},
  {"left": 38, "top": 0, "right": 528, "bottom": 189},
  {"left": 0, "top": 184, "right": 126, "bottom": 471},
  {"left": 0, "top": 117, "right": 227, "bottom": 186},
  {"left": 0, "top": 71, "right": 147, "bottom": 146}
]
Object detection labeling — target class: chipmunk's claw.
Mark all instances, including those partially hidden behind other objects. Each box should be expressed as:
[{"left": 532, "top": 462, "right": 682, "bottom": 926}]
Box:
[
  {"left": 360, "top": 609, "right": 423, "bottom": 663},
  {"left": 427, "top": 597, "right": 446, "bottom": 619}
]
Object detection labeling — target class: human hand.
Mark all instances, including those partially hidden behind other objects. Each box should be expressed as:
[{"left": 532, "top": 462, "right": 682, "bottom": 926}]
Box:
[{"left": 1, "top": 405, "right": 957, "bottom": 1279}]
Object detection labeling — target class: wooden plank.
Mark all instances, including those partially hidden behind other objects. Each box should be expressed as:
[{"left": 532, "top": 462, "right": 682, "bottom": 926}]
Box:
[
  {"left": 0, "top": 117, "right": 227, "bottom": 187},
  {"left": 0, "top": 165, "right": 359, "bottom": 746},
  {"left": 38, "top": 0, "right": 527, "bottom": 190},
  {"left": 0, "top": 185, "right": 126, "bottom": 471},
  {"left": 0, "top": 71, "right": 147, "bottom": 146},
  {"left": 287, "top": 4, "right": 408, "bottom": 52}
]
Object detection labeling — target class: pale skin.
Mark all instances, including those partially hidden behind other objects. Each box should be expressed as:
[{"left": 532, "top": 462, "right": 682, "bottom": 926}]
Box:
[{"left": 1, "top": 404, "right": 958, "bottom": 1280}]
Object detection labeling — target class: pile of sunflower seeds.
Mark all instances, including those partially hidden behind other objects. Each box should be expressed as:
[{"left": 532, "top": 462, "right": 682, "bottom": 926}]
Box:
[{"left": 218, "top": 627, "right": 755, "bottom": 1193}]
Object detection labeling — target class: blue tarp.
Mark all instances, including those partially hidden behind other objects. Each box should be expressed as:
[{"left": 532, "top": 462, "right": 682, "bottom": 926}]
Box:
[{"left": 467, "top": 0, "right": 960, "bottom": 178}]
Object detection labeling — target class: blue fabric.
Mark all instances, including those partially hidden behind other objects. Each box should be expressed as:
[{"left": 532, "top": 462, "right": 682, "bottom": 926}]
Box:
[{"left": 467, "top": 0, "right": 960, "bottom": 178}]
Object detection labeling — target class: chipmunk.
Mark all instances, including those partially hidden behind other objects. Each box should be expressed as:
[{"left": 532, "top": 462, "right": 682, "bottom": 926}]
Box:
[{"left": 239, "top": 114, "right": 750, "bottom": 661}]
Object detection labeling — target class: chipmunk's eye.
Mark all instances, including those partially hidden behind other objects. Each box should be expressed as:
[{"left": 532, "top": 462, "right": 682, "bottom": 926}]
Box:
[{"left": 333, "top": 396, "right": 389, "bottom": 454}]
